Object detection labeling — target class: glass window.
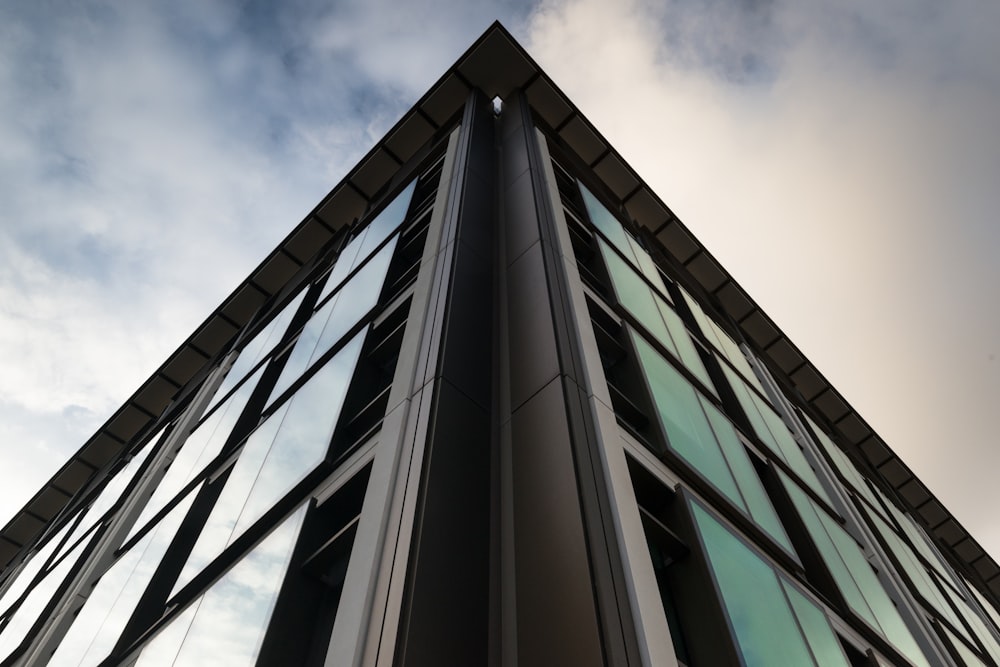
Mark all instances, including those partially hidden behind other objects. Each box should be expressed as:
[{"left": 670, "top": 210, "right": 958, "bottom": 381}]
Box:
[
  {"left": 134, "top": 505, "right": 307, "bottom": 667},
  {"left": 634, "top": 334, "right": 792, "bottom": 552},
  {"left": 723, "top": 366, "right": 832, "bottom": 504},
  {"left": 47, "top": 492, "right": 197, "bottom": 667},
  {"left": 678, "top": 287, "right": 767, "bottom": 396},
  {"left": 269, "top": 237, "right": 395, "bottom": 405},
  {"left": 938, "top": 578, "right": 1000, "bottom": 665},
  {"left": 804, "top": 415, "right": 887, "bottom": 519},
  {"left": 580, "top": 182, "right": 635, "bottom": 262},
  {"left": 72, "top": 430, "right": 163, "bottom": 541},
  {"left": 781, "top": 473, "right": 931, "bottom": 667},
  {"left": 0, "top": 521, "right": 76, "bottom": 619},
  {"left": 692, "top": 500, "right": 849, "bottom": 666},
  {"left": 0, "top": 532, "right": 89, "bottom": 661},
  {"left": 939, "top": 622, "right": 990, "bottom": 667},
  {"left": 318, "top": 181, "right": 415, "bottom": 304},
  {"left": 965, "top": 578, "right": 1000, "bottom": 635},
  {"left": 125, "top": 366, "right": 265, "bottom": 543},
  {"left": 171, "top": 331, "right": 364, "bottom": 596},
  {"left": 206, "top": 290, "right": 306, "bottom": 412},
  {"left": 604, "top": 241, "right": 714, "bottom": 392}
]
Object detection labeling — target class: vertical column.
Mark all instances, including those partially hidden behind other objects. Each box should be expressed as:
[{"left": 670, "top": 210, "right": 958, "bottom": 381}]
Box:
[{"left": 498, "top": 92, "right": 657, "bottom": 666}]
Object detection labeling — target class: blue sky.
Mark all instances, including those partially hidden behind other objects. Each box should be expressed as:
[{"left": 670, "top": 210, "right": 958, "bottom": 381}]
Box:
[{"left": 2, "top": 0, "right": 999, "bottom": 561}]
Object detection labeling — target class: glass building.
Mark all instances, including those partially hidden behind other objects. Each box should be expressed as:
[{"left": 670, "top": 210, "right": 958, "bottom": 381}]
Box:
[{"left": 2, "top": 23, "right": 999, "bottom": 667}]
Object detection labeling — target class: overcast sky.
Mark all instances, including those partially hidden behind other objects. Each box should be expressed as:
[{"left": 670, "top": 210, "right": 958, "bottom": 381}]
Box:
[{"left": 2, "top": 0, "right": 998, "bottom": 564}]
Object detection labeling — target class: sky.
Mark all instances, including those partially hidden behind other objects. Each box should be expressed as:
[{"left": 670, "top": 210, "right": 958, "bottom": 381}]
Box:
[{"left": 1, "top": 0, "right": 998, "bottom": 567}]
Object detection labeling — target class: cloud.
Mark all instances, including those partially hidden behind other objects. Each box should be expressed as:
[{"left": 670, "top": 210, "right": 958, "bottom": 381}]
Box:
[{"left": 526, "top": 0, "right": 1000, "bottom": 555}]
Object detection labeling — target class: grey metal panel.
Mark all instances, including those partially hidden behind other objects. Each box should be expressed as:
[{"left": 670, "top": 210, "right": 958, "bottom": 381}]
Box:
[
  {"left": 506, "top": 242, "right": 560, "bottom": 410},
  {"left": 509, "top": 378, "right": 604, "bottom": 667}
]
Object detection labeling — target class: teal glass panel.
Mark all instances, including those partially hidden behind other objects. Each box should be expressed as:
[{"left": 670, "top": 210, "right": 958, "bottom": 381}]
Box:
[
  {"left": 805, "top": 415, "right": 886, "bottom": 517},
  {"left": 625, "top": 235, "right": 669, "bottom": 297},
  {"left": 48, "top": 492, "right": 197, "bottom": 667},
  {"left": 723, "top": 366, "right": 832, "bottom": 504},
  {"left": 633, "top": 334, "right": 742, "bottom": 506},
  {"left": 780, "top": 579, "right": 852, "bottom": 666},
  {"left": 880, "top": 492, "right": 960, "bottom": 591},
  {"left": 940, "top": 622, "right": 990, "bottom": 667},
  {"left": 602, "top": 240, "right": 713, "bottom": 391},
  {"left": 693, "top": 502, "right": 819, "bottom": 666},
  {"left": 207, "top": 290, "right": 306, "bottom": 412},
  {"left": 125, "top": 366, "right": 265, "bottom": 543},
  {"left": 865, "top": 508, "right": 973, "bottom": 644},
  {"left": 938, "top": 575, "right": 1000, "bottom": 664},
  {"left": 783, "top": 474, "right": 931, "bottom": 667},
  {"left": 135, "top": 505, "right": 307, "bottom": 667},
  {"left": 602, "top": 242, "right": 671, "bottom": 346},
  {"left": 965, "top": 578, "right": 1000, "bottom": 635},
  {"left": 679, "top": 287, "right": 767, "bottom": 394},
  {"left": 580, "top": 182, "right": 635, "bottom": 261},
  {"left": 704, "top": 404, "right": 794, "bottom": 554},
  {"left": 269, "top": 237, "right": 395, "bottom": 405},
  {"left": 172, "top": 331, "right": 363, "bottom": 595},
  {"left": 319, "top": 181, "right": 415, "bottom": 304},
  {"left": 657, "top": 297, "right": 715, "bottom": 395},
  {"left": 0, "top": 533, "right": 89, "bottom": 660}
]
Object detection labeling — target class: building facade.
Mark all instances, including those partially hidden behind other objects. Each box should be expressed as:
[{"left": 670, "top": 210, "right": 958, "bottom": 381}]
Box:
[{"left": 1, "top": 24, "right": 999, "bottom": 667}]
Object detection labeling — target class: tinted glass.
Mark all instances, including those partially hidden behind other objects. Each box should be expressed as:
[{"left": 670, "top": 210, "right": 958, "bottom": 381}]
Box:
[
  {"left": 172, "top": 331, "right": 363, "bottom": 595},
  {"left": 134, "top": 505, "right": 307, "bottom": 667}
]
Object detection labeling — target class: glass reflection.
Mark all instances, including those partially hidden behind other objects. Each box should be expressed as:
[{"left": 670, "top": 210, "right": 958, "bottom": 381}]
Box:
[
  {"left": 206, "top": 290, "right": 306, "bottom": 413},
  {"left": 72, "top": 430, "right": 162, "bottom": 541},
  {"left": 0, "top": 520, "right": 74, "bottom": 618},
  {"left": 782, "top": 473, "right": 930, "bottom": 667},
  {"left": 47, "top": 492, "right": 197, "bottom": 667},
  {"left": 693, "top": 501, "right": 847, "bottom": 667},
  {"left": 269, "top": 237, "right": 395, "bottom": 405},
  {"left": 634, "top": 334, "right": 792, "bottom": 551},
  {"left": 135, "top": 505, "right": 307, "bottom": 667},
  {"left": 0, "top": 533, "right": 88, "bottom": 661},
  {"left": 125, "top": 366, "right": 265, "bottom": 543},
  {"left": 723, "top": 365, "right": 832, "bottom": 504},
  {"left": 172, "top": 331, "right": 364, "bottom": 595},
  {"left": 318, "top": 181, "right": 415, "bottom": 305}
]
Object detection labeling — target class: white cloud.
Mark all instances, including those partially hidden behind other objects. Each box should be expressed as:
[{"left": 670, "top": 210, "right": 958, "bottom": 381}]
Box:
[{"left": 526, "top": 0, "right": 1000, "bottom": 556}]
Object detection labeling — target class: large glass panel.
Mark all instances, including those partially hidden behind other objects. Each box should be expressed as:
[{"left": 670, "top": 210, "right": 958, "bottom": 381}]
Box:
[
  {"left": 679, "top": 287, "right": 768, "bottom": 396},
  {"left": 0, "top": 534, "right": 88, "bottom": 661},
  {"left": 634, "top": 334, "right": 791, "bottom": 551},
  {"left": 580, "top": 182, "right": 635, "bottom": 262},
  {"left": 172, "top": 331, "right": 364, "bottom": 595},
  {"left": 940, "top": 622, "right": 990, "bottom": 667},
  {"left": 269, "top": 238, "right": 395, "bottom": 405},
  {"left": 0, "top": 521, "right": 75, "bottom": 618},
  {"left": 965, "top": 578, "right": 1000, "bottom": 635},
  {"left": 125, "top": 366, "right": 265, "bottom": 543},
  {"left": 48, "top": 492, "right": 197, "bottom": 667},
  {"left": 723, "top": 365, "right": 832, "bottom": 504},
  {"left": 693, "top": 501, "right": 848, "bottom": 666},
  {"left": 705, "top": 406, "right": 794, "bottom": 554},
  {"left": 805, "top": 415, "right": 886, "bottom": 518},
  {"left": 782, "top": 473, "right": 931, "bottom": 667},
  {"left": 206, "top": 290, "right": 306, "bottom": 413},
  {"left": 864, "top": 507, "right": 973, "bottom": 644},
  {"left": 73, "top": 431, "right": 162, "bottom": 540},
  {"left": 781, "top": 580, "right": 853, "bottom": 666},
  {"left": 134, "top": 505, "right": 307, "bottom": 667},
  {"left": 603, "top": 241, "right": 713, "bottom": 392},
  {"left": 939, "top": 580, "right": 1000, "bottom": 665},
  {"left": 318, "top": 181, "right": 415, "bottom": 304}
]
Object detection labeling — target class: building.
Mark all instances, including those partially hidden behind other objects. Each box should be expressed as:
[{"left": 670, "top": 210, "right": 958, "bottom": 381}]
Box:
[{"left": 1, "top": 22, "right": 999, "bottom": 667}]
